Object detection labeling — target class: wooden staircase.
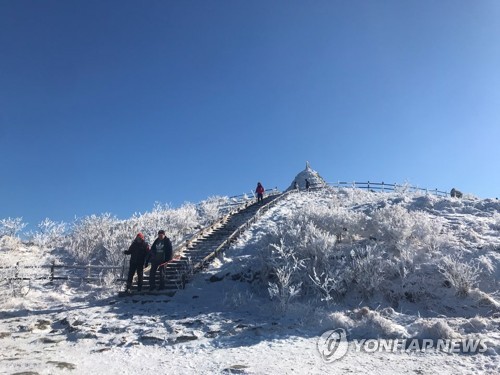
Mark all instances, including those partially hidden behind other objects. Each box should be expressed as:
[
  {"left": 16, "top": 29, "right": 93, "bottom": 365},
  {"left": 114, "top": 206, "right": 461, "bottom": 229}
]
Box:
[{"left": 125, "top": 191, "right": 290, "bottom": 296}]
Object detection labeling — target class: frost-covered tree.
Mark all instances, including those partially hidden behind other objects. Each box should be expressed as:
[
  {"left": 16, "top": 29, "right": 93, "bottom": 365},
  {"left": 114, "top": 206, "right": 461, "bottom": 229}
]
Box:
[
  {"left": 67, "top": 213, "right": 118, "bottom": 264},
  {"left": 197, "top": 196, "right": 231, "bottom": 224},
  {"left": 0, "top": 217, "right": 27, "bottom": 238},
  {"left": 29, "top": 218, "right": 66, "bottom": 249}
]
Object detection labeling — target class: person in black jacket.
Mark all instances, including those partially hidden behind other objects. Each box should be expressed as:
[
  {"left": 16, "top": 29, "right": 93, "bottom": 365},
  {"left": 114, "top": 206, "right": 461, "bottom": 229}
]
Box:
[
  {"left": 145, "top": 230, "right": 173, "bottom": 290},
  {"left": 123, "top": 233, "right": 150, "bottom": 292},
  {"left": 305, "top": 178, "right": 310, "bottom": 190}
]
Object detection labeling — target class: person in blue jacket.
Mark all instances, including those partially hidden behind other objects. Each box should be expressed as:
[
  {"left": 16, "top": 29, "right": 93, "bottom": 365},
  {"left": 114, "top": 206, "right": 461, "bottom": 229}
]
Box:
[{"left": 145, "top": 230, "right": 173, "bottom": 290}]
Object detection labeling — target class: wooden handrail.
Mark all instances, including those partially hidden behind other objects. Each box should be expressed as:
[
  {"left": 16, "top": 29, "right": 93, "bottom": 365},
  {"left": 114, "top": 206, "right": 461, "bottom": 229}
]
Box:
[
  {"left": 171, "top": 190, "right": 281, "bottom": 258},
  {"left": 193, "top": 190, "right": 293, "bottom": 270},
  {"left": 0, "top": 261, "right": 123, "bottom": 282},
  {"left": 326, "top": 181, "right": 448, "bottom": 196}
]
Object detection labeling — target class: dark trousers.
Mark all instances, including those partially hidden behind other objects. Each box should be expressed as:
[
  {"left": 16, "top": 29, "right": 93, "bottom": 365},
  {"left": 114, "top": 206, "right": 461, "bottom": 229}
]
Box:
[
  {"left": 257, "top": 193, "right": 263, "bottom": 203},
  {"left": 149, "top": 262, "right": 165, "bottom": 289},
  {"left": 126, "top": 261, "right": 144, "bottom": 290}
]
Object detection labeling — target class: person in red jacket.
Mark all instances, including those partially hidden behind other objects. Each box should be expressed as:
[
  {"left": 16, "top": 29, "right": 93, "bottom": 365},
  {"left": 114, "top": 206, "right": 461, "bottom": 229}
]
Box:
[
  {"left": 123, "top": 233, "right": 150, "bottom": 292},
  {"left": 255, "top": 182, "right": 265, "bottom": 203}
]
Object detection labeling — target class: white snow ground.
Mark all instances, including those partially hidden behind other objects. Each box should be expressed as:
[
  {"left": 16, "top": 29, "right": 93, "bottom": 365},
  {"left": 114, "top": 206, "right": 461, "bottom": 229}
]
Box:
[{"left": 1, "top": 188, "right": 499, "bottom": 374}]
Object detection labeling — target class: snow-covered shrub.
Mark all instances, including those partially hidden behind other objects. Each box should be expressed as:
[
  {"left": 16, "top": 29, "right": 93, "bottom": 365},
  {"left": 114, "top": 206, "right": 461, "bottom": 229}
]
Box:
[
  {"left": 349, "top": 245, "right": 390, "bottom": 297},
  {"left": 327, "top": 311, "right": 356, "bottom": 331},
  {"left": 223, "top": 288, "right": 254, "bottom": 308},
  {"left": 300, "top": 204, "right": 368, "bottom": 242},
  {"left": 393, "top": 182, "right": 412, "bottom": 196},
  {"left": 468, "top": 289, "right": 500, "bottom": 311},
  {"left": 268, "top": 267, "right": 302, "bottom": 313},
  {"left": 461, "top": 316, "right": 495, "bottom": 334},
  {"left": 410, "top": 319, "right": 460, "bottom": 340},
  {"left": 370, "top": 205, "right": 415, "bottom": 247},
  {"left": 349, "top": 307, "right": 409, "bottom": 339},
  {"left": 299, "top": 222, "right": 337, "bottom": 268},
  {"left": 478, "top": 255, "right": 495, "bottom": 274},
  {"left": 98, "top": 269, "right": 119, "bottom": 288},
  {"left": 260, "top": 218, "right": 339, "bottom": 298},
  {"left": 309, "top": 266, "right": 348, "bottom": 304},
  {"left": 0, "top": 264, "right": 32, "bottom": 298},
  {"left": 410, "top": 213, "right": 448, "bottom": 253},
  {"left": 260, "top": 217, "right": 356, "bottom": 304},
  {"left": 368, "top": 205, "right": 446, "bottom": 276},
  {"left": 383, "top": 263, "right": 442, "bottom": 305},
  {"left": 262, "top": 240, "right": 304, "bottom": 312},
  {"left": 439, "top": 254, "right": 481, "bottom": 297},
  {"left": 489, "top": 211, "right": 500, "bottom": 231},
  {"left": 0, "top": 235, "right": 22, "bottom": 251}
]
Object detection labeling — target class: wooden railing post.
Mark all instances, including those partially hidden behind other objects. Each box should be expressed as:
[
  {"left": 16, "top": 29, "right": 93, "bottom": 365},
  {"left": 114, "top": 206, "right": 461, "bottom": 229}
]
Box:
[
  {"left": 51, "top": 260, "right": 55, "bottom": 282},
  {"left": 120, "top": 258, "right": 126, "bottom": 280}
]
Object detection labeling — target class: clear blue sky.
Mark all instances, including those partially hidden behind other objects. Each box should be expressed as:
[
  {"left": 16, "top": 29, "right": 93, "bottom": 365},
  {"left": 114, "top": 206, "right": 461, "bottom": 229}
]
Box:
[{"left": 1, "top": 0, "right": 500, "bottom": 227}]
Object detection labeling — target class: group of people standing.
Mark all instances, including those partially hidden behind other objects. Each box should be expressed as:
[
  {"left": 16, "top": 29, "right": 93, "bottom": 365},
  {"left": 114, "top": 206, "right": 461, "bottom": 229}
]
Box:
[{"left": 123, "top": 229, "right": 173, "bottom": 293}]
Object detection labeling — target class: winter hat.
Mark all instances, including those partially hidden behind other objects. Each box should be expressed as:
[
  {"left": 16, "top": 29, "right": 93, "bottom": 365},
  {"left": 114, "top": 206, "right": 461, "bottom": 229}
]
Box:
[
  {"left": 137, "top": 233, "right": 145, "bottom": 240},
  {"left": 158, "top": 230, "right": 165, "bottom": 235}
]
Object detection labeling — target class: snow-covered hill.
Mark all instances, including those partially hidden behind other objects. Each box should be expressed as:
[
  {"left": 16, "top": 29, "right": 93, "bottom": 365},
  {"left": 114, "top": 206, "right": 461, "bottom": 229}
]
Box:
[{"left": 1, "top": 188, "right": 499, "bottom": 374}]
